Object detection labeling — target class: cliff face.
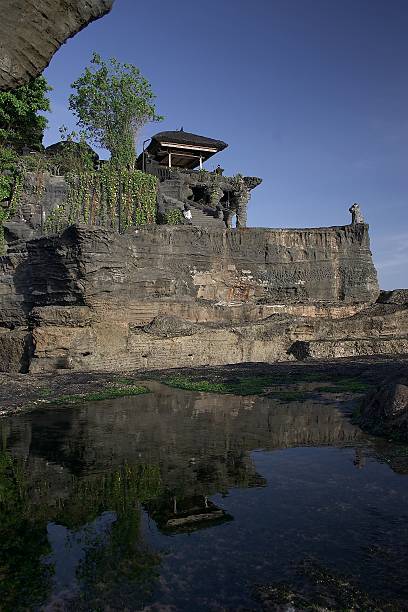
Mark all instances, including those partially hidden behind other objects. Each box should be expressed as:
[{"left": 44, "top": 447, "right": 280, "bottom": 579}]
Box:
[
  {"left": 1, "top": 223, "right": 406, "bottom": 374},
  {"left": 26, "top": 223, "right": 379, "bottom": 305},
  {"left": 0, "top": 0, "right": 114, "bottom": 90}
]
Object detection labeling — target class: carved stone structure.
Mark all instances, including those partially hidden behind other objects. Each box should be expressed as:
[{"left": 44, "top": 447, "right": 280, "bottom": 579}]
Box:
[
  {"left": 349, "top": 203, "right": 365, "bottom": 224},
  {"left": 0, "top": 0, "right": 114, "bottom": 90},
  {"left": 140, "top": 130, "right": 262, "bottom": 228},
  {"left": 156, "top": 168, "right": 261, "bottom": 229}
]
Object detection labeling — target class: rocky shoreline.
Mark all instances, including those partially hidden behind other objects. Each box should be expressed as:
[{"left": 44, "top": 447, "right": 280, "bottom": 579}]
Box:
[{"left": 1, "top": 354, "right": 407, "bottom": 414}]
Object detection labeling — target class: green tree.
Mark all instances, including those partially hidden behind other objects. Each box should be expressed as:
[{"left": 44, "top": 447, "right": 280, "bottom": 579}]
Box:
[
  {"left": 69, "top": 53, "right": 163, "bottom": 169},
  {"left": 0, "top": 76, "right": 51, "bottom": 153}
]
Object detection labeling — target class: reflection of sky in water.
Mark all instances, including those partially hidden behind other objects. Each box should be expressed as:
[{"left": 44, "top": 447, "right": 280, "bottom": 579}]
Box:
[
  {"left": 44, "top": 512, "right": 116, "bottom": 595},
  {"left": 2, "top": 384, "right": 408, "bottom": 611},
  {"left": 141, "top": 447, "right": 408, "bottom": 611}
]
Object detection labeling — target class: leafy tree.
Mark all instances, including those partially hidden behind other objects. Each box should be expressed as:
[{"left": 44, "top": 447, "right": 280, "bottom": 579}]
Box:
[
  {"left": 69, "top": 53, "right": 163, "bottom": 169},
  {"left": 0, "top": 76, "right": 51, "bottom": 152}
]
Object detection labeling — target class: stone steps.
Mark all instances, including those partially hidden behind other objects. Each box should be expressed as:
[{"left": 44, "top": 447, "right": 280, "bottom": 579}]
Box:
[
  {"left": 190, "top": 207, "right": 225, "bottom": 229},
  {"left": 159, "top": 179, "right": 183, "bottom": 200}
]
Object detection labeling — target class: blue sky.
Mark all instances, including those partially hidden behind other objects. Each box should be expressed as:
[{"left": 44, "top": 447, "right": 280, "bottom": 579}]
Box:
[{"left": 43, "top": 0, "right": 408, "bottom": 289}]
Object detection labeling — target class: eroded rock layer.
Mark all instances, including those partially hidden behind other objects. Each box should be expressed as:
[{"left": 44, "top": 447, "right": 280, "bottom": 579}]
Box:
[
  {"left": 1, "top": 223, "right": 406, "bottom": 374},
  {"left": 0, "top": 0, "right": 114, "bottom": 90}
]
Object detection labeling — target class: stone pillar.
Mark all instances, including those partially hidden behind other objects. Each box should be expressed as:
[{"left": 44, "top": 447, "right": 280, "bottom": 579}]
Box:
[
  {"left": 224, "top": 210, "right": 235, "bottom": 228},
  {"left": 209, "top": 186, "right": 224, "bottom": 208},
  {"left": 235, "top": 189, "right": 250, "bottom": 228},
  {"left": 349, "top": 203, "right": 365, "bottom": 224}
]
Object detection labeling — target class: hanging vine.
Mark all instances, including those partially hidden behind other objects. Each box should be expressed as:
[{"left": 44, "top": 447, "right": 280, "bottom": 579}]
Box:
[
  {"left": 44, "top": 165, "right": 158, "bottom": 236},
  {"left": 163, "top": 208, "right": 183, "bottom": 225},
  {"left": 0, "top": 174, "right": 23, "bottom": 255}
]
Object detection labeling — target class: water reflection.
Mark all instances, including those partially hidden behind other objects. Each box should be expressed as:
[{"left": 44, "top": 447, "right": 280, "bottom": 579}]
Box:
[{"left": 0, "top": 382, "right": 407, "bottom": 611}]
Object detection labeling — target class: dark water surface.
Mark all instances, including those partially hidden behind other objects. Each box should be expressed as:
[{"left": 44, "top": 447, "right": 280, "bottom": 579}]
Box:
[{"left": 1, "top": 381, "right": 408, "bottom": 611}]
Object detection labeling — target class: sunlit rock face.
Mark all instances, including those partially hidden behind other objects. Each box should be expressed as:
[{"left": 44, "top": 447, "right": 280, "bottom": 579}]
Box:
[
  {"left": 3, "top": 223, "right": 407, "bottom": 375},
  {"left": 0, "top": 0, "right": 114, "bottom": 90}
]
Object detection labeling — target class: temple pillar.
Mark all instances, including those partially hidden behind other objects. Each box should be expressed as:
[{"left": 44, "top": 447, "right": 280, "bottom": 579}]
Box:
[
  {"left": 210, "top": 186, "right": 224, "bottom": 208},
  {"left": 235, "top": 189, "right": 250, "bottom": 228},
  {"left": 224, "top": 210, "right": 235, "bottom": 228}
]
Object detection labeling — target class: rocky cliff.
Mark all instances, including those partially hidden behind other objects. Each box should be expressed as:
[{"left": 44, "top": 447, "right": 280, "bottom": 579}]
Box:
[
  {"left": 0, "top": 222, "right": 406, "bottom": 373},
  {"left": 0, "top": 0, "right": 114, "bottom": 90}
]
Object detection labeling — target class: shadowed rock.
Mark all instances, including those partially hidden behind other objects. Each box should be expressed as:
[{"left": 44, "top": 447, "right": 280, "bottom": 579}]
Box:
[
  {"left": 359, "top": 368, "right": 408, "bottom": 441},
  {"left": 0, "top": 0, "right": 114, "bottom": 90}
]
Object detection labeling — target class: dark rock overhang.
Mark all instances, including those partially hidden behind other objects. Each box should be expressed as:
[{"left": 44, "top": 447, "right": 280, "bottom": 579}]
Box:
[{"left": 0, "top": 0, "right": 115, "bottom": 90}]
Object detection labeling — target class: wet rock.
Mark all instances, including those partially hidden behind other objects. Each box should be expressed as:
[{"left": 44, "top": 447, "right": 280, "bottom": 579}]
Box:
[{"left": 358, "top": 370, "right": 408, "bottom": 441}]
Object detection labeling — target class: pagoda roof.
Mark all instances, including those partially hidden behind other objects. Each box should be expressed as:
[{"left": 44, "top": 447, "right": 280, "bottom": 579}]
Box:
[
  {"left": 142, "top": 130, "right": 228, "bottom": 170},
  {"left": 150, "top": 130, "right": 228, "bottom": 152}
]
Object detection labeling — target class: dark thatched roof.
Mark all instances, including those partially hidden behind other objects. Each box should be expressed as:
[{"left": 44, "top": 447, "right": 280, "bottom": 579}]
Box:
[
  {"left": 150, "top": 130, "right": 228, "bottom": 152},
  {"left": 45, "top": 141, "right": 99, "bottom": 162}
]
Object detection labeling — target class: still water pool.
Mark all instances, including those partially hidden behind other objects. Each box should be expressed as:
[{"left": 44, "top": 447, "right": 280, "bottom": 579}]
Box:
[{"left": 1, "top": 381, "right": 407, "bottom": 611}]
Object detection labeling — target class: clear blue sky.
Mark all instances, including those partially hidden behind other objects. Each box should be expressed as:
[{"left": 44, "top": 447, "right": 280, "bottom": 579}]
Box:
[{"left": 43, "top": 0, "right": 408, "bottom": 290}]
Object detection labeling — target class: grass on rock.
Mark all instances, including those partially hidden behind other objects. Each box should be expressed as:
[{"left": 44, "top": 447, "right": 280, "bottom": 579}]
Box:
[
  {"left": 38, "top": 385, "right": 150, "bottom": 406},
  {"left": 163, "top": 374, "right": 372, "bottom": 399},
  {"left": 163, "top": 375, "right": 306, "bottom": 399}
]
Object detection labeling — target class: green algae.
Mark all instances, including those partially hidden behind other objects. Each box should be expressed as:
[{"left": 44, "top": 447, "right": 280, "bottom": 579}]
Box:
[
  {"left": 163, "top": 373, "right": 372, "bottom": 400},
  {"left": 36, "top": 385, "right": 150, "bottom": 406}
]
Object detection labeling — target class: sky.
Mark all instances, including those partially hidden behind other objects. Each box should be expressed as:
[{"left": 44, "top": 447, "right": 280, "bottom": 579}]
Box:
[{"left": 42, "top": 0, "right": 408, "bottom": 289}]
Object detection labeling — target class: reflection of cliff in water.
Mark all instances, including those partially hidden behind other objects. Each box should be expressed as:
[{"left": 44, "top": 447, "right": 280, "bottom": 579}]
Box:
[
  {"left": 2, "top": 382, "right": 362, "bottom": 504},
  {"left": 1, "top": 384, "right": 406, "bottom": 611}
]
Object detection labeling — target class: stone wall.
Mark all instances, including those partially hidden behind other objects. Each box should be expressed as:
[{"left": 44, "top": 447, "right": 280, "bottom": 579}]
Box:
[
  {"left": 5, "top": 174, "right": 69, "bottom": 242},
  {"left": 25, "top": 223, "right": 379, "bottom": 306},
  {"left": 2, "top": 222, "right": 407, "bottom": 375}
]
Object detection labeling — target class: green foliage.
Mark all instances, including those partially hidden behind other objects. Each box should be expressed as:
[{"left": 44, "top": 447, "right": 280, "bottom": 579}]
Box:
[
  {"left": 37, "top": 385, "right": 150, "bottom": 406},
  {"left": 56, "top": 463, "right": 161, "bottom": 530},
  {"left": 0, "top": 169, "right": 23, "bottom": 254},
  {"left": 163, "top": 374, "right": 372, "bottom": 400},
  {"left": 0, "top": 76, "right": 51, "bottom": 153},
  {"left": 38, "top": 127, "right": 97, "bottom": 176},
  {"left": 0, "top": 147, "right": 18, "bottom": 201},
  {"left": 0, "top": 447, "right": 161, "bottom": 611},
  {"left": 165, "top": 376, "right": 230, "bottom": 394},
  {"left": 316, "top": 379, "right": 372, "bottom": 393},
  {"left": 164, "top": 207, "right": 184, "bottom": 225},
  {"left": 44, "top": 164, "right": 157, "bottom": 235},
  {"left": 0, "top": 174, "right": 12, "bottom": 202},
  {"left": 0, "top": 451, "right": 52, "bottom": 611},
  {"left": 164, "top": 375, "right": 285, "bottom": 396},
  {"left": 0, "top": 147, "right": 21, "bottom": 254},
  {"left": 56, "top": 463, "right": 162, "bottom": 609},
  {"left": 69, "top": 53, "right": 163, "bottom": 169}
]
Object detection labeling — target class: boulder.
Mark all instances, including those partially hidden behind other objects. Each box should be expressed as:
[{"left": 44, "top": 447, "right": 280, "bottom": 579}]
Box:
[
  {"left": 0, "top": 327, "right": 30, "bottom": 373},
  {"left": 358, "top": 369, "right": 408, "bottom": 441}
]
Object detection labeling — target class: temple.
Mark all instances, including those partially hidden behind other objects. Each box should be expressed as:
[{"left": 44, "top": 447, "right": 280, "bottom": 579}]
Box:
[
  {"left": 139, "top": 129, "right": 228, "bottom": 170},
  {"left": 138, "top": 128, "right": 262, "bottom": 228}
]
